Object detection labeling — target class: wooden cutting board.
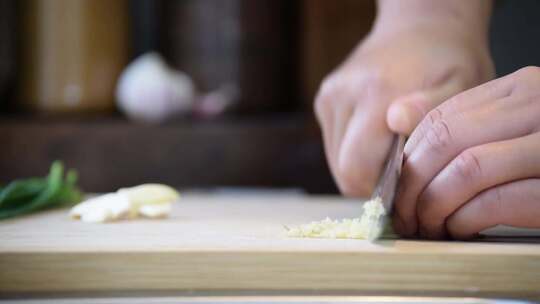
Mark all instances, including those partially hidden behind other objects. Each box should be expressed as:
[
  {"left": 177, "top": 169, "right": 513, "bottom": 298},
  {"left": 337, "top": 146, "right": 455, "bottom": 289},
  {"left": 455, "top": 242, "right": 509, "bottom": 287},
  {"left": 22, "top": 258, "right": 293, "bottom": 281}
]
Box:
[{"left": 0, "top": 194, "right": 539, "bottom": 299}]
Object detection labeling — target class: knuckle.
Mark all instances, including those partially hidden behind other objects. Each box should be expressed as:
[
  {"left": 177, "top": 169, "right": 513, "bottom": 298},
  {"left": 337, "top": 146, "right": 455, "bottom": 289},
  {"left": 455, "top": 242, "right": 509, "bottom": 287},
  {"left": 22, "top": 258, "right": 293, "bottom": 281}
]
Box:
[
  {"left": 451, "top": 149, "right": 483, "bottom": 183},
  {"left": 315, "top": 68, "right": 394, "bottom": 114},
  {"left": 512, "top": 66, "right": 540, "bottom": 96},
  {"left": 509, "top": 66, "right": 540, "bottom": 109},
  {"left": 314, "top": 95, "right": 329, "bottom": 121},
  {"left": 423, "top": 109, "right": 453, "bottom": 152},
  {"left": 314, "top": 73, "right": 349, "bottom": 119},
  {"left": 314, "top": 79, "right": 335, "bottom": 119},
  {"left": 515, "top": 66, "right": 540, "bottom": 82},
  {"left": 318, "top": 74, "right": 339, "bottom": 98},
  {"left": 426, "top": 107, "right": 443, "bottom": 125},
  {"left": 360, "top": 72, "right": 394, "bottom": 102}
]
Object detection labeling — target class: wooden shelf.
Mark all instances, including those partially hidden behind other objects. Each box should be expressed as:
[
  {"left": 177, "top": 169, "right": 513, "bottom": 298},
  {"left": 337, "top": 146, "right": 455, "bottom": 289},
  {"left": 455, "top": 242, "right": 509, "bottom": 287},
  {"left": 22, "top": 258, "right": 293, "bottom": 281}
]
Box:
[{"left": 0, "top": 114, "right": 337, "bottom": 193}]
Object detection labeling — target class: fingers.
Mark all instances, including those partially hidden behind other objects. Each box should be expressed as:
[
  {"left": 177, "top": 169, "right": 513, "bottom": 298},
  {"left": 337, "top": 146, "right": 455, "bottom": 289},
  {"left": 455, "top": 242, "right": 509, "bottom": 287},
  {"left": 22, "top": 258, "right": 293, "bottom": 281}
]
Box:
[
  {"left": 315, "top": 94, "right": 335, "bottom": 175},
  {"left": 404, "top": 72, "right": 516, "bottom": 155},
  {"left": 337, "top": 101, "right": 392, "bottom": 196},
  {"left": 387, "top": 77, "right": 465, "bottom": 135},
  {"left": 315, "top": 78, "right": 389, "bottom": 196},
  {"left": 447, "top": 179, "right": 540, "bottom": 240},
  {"left": 394, "top": 77, "right": 536, "bottom": 237},
  {"left": 316, "top": 72, "right": 398, "bottom": 197},
  {"left": 315, "top": 76, "right": 342, "bottom": 177},
  {"left": 416, "top": 133, "right": 540, "bottom": 239},
  {"left": 332, "top": 103, "right": 354, "bottom": 173}
]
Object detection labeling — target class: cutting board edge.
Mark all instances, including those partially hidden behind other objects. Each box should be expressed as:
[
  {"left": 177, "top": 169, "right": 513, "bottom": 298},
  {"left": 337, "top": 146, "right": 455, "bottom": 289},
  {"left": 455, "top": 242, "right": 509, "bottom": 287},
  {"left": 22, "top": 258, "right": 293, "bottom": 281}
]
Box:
[{"left": 1, "top": 251, "right": 539, "bottom": 296}]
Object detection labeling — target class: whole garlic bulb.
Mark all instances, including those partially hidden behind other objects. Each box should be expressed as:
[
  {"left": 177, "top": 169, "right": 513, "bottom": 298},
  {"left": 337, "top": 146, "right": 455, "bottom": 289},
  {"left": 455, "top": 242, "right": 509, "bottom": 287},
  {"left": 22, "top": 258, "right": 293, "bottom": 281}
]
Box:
[{"left": 116, "top": 52, "right": 195, "bottom": 123}]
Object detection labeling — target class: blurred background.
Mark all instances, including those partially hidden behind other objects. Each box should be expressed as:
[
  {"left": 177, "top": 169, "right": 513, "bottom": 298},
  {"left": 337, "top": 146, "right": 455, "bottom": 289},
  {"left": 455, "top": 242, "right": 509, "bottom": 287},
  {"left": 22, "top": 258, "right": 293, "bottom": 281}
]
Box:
[
  {"left": 0, "top": 0, "right": 377, "bottom": 193},
  {"left": 0, "top": 0, "right": 539, "bottom": 194}
]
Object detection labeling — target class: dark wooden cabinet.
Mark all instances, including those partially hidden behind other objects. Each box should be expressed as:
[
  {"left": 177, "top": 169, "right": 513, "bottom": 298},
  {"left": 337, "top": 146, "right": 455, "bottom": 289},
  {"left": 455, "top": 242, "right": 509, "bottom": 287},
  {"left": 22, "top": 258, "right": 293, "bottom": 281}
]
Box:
[
  {"left": 0, "top": 115, "right": 336, "bottom": 193},
  {"left": 162, "top": 0, "right": 299, "bottom": 113},
  {"left": 0, "top": 1, "right": 378, "bottom": 194},
  {"left": 300, "top": 0, "right": 375, "bottom": 105},
  {"left": 0, "top": 0, "right": 15, "bottom": 107}
]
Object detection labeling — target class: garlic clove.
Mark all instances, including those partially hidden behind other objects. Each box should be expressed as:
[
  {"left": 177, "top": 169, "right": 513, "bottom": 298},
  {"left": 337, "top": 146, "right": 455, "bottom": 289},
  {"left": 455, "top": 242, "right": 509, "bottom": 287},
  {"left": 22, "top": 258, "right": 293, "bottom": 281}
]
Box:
[
  {"left": 80, "top": 207, "right": 113, "bottom": 223},
  {"left": 70, "top": 193, "right": 133, "bottom": 223},
  {"left": 117, "top": 183, "right": 179, "bottom": 208},
  {"left": 70, "top": 184, "right": 179, "bottom": 223},
  {"left": 139, "top": 203, "right": 172, "bottom": 218},
  {"left": 116, "top": 52, "right": 196, "bottom": 123}
]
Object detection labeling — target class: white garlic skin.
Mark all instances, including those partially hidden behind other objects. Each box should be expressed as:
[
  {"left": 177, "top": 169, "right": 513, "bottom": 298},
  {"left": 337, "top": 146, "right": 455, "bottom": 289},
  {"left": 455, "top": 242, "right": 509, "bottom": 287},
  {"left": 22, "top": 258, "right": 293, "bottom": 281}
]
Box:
[{"left": 116, "top": 52, "right": 196, "bottom": 123}]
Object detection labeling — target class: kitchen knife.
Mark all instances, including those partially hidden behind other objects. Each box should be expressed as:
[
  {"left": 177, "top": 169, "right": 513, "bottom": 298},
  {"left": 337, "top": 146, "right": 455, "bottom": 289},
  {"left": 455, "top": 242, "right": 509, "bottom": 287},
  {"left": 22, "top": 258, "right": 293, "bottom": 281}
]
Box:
[{"left": 366, "top": 134, "right": 406, "bottom": 241}]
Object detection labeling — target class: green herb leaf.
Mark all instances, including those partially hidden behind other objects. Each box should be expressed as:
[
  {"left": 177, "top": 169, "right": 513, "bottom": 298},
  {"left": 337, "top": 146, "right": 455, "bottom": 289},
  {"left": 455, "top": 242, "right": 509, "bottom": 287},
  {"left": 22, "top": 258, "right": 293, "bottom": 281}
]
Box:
[
  {"left": 0, "top": 161, "right": 82, "bottom": 220},
  {"left": 0, "top": 178, "right": 47, "bottom": 209}
]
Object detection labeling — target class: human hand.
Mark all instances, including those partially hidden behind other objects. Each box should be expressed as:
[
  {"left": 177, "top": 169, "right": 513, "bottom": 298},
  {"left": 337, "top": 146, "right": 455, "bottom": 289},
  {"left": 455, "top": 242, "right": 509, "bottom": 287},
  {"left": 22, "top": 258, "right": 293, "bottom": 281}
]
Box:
[
  {"left": 315, "top": 3, "right": 494, "bottom": 196},
  {"left": 394, "top": 66, "right": 540, "bottom": 240}
]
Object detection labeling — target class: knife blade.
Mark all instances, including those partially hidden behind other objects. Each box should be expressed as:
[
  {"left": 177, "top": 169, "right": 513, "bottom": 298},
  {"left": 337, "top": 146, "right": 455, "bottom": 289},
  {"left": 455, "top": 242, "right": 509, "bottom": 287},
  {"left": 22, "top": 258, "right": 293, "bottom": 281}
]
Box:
[{"left": 366, "top": 134, "right": 406, "bottom": 241}]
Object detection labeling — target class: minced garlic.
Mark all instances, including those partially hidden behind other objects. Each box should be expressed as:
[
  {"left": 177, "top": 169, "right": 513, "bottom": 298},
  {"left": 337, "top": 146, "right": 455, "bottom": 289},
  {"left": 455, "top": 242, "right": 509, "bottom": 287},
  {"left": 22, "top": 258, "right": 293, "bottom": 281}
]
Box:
[
  {"left": 286, "top": 197, "right": 387, "bottom": 240},
  {"left": 70, "top": 184, "right": 179, "bottom": 223}
]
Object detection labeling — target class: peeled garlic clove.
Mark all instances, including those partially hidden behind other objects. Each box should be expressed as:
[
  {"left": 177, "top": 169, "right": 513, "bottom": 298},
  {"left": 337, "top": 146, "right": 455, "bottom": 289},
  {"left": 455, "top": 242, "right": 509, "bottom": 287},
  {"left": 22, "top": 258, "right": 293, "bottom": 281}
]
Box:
[
  {"left": 70, "top": 184, "right": 179, "bottom": 223},
  {"left": 70, "top": 193, "right": 133, "bottom": 223},
  {"left": 139, "top": 203, "right": 172, "bottom": 218},
  {"left": 69, "top": 193, "right": 117, "bottom": 219},
  {"left": 118, "top": 184, "right": 179, "bottom": 208},
  {"left": 80, "top": 207, "right": 113, "bottom": 223},
  {"left": 103, "top": 193, "right": 133, "bottom": 219},
  {"left": 70, "top": 199, "right": 93, "bottom": 219}
]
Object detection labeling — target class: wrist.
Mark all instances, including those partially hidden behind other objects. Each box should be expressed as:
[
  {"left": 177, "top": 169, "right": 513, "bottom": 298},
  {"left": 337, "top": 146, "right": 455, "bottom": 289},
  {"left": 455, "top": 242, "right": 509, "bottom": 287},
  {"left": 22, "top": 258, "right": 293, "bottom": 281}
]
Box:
[{"left": 373, "top": 0, "right": 492, "bottom": 43}]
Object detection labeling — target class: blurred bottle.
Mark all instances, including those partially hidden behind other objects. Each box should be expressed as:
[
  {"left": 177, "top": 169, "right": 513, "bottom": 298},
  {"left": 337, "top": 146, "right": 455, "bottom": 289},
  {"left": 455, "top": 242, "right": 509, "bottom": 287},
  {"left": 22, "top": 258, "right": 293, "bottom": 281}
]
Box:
[
  {"left": 163, "top": 0, "right": 298, "bottom": 114},
  {"left": 19, "top": 0, "right": 129, "bottom": 114}
]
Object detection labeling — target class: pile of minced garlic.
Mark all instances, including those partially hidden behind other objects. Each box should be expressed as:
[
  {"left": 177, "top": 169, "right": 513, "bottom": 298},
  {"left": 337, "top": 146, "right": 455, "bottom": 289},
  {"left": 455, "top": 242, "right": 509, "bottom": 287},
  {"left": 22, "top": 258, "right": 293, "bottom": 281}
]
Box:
[{"left": 286, "top": 197, "right": 386, "bottom": 240}]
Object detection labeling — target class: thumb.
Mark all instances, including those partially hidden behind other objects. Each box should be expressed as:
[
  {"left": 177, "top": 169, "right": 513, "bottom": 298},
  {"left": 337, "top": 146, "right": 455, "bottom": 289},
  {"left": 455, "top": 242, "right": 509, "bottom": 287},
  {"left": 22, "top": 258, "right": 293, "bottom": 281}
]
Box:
[{"left": 386, "top": 81, "right": 463, "bottom": 135}]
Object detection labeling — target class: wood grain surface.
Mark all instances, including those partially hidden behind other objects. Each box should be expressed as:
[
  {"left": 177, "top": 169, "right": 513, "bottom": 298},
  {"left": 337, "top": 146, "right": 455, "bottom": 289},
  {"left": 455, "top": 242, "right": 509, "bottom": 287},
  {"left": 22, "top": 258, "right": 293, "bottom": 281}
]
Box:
[{"left": 0, "top": 194, "right": 539, "bottom": 299}]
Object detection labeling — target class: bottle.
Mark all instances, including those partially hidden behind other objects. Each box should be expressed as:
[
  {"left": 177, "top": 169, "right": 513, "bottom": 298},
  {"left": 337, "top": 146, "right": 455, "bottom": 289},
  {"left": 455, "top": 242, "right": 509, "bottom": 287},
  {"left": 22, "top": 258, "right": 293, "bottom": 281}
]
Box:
[{"left": 19, "top": 0, "right": 129, "bottom": 114}]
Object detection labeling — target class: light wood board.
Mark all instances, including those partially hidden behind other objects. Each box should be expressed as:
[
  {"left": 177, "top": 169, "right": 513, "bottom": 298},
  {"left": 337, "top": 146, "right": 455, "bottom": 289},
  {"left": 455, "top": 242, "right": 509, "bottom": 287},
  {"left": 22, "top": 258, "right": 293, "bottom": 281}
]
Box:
[
  {"left": 0, "top": 194, "right": 539, "bottom": 299},
  {"left": 0, "top": 296, "right": 530, "bottom": 304}
]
